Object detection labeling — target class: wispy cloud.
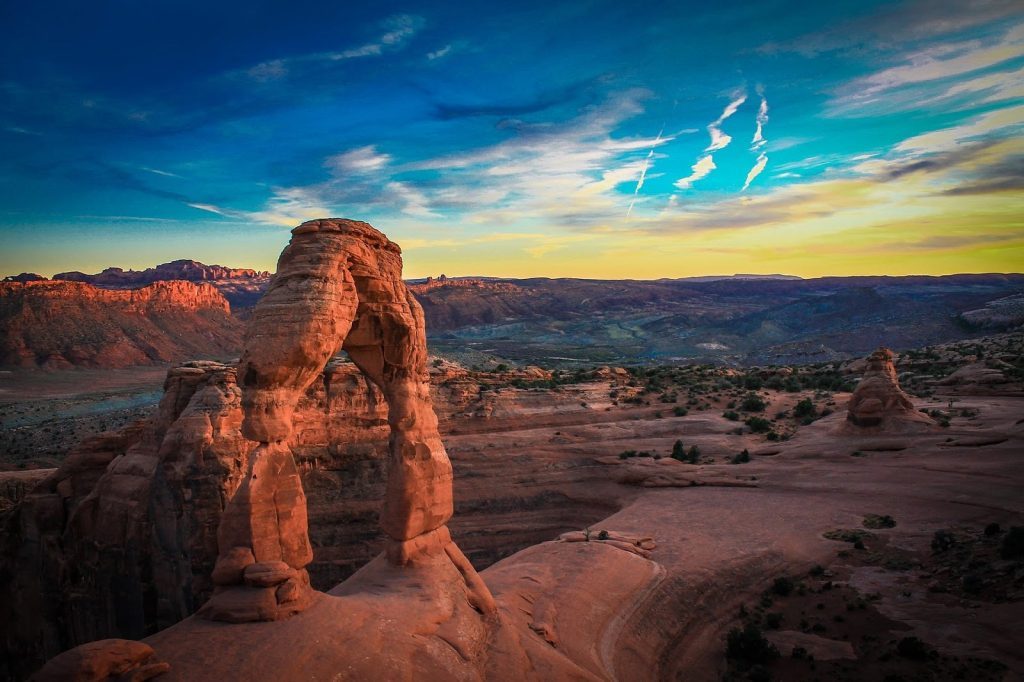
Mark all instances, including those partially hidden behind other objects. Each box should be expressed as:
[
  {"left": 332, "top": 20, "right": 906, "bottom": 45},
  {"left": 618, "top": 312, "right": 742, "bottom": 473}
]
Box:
[
  {"left": 706, "top": 90, "right": 747, "bottom": 152},
  {"left": 242, "top": 14, "right": 424, "bottom": 81},
  {"left": 427, "top": 44, "right": 453, "bottom": 60},
  {"left": 751, "top": 88, "right": 768, "bottom": 149},
  {"left": 4, "top": 125, "right": 43, "bottom": 136},
  {"left": 742, "top": 152, "right": 769, "bottom": 191},
  {"left": 832, "top": 22, "right": 1024, "bottom": 112},
  {"left": 675, "top": 155, "right": 717, "bottom": 190},
  {"left": 326, "top": 145, "right": 392, "bottom": 174},
  {"left": 673, "top": 89, "right": 747, "bottom": 191},
  {"left": 141, "top": 166, "right": 181, "bottom": 178}
]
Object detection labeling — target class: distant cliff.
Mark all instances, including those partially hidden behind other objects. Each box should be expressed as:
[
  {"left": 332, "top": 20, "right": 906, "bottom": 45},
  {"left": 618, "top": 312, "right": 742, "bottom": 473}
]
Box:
[
  {"left": 53, "top": 259, "right": 270, "bottom": 286},
  {"left": 0, "top": 280, "right": 242, "bottom": 369}
]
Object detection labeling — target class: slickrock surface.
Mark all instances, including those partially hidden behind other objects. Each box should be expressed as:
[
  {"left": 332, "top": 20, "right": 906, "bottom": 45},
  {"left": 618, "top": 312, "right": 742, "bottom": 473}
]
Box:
[
  {"left": 844, "top": 347, "right": 936, "bottom": 430},
  {"left": 0, "top": 280, "right": 241, "bottom": 368}
]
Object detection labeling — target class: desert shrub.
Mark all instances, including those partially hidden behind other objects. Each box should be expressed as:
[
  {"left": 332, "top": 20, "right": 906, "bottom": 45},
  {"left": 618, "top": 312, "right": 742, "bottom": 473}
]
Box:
[
  {"left": 725, "top": 624, "right": 779, "bottom": 666},
  {"left": 686, "top": 445, "right": 700, "bottom": 463},
  {"left": 771, "top": 576, "right": 795, "bottom": 596},
  {"left": 618, "top": 450, "right": 653, "bottom": 460},
  {"left": 984, "top": 522, "right": 1001, "bottom": 537},
  {"left": 863, "top": 514, "right": 896, "bottom": 529},
  {"left": 746, "top": 417, "right": 772, "bottom": 433},
  {"left": 597, "top": 530, "right": 609, "bottom": 541},
  {"left": 673, "top": 406, "right": 688, "bottom": 417},
  {"left": 730, "top": 449, "right": 751, "bottom": 464},
  {"left": 671, "top": 440, "right": 686, "bottom": 461},
  {"left": 793, "top": 398, "right": 817, "bottom": 419},
  {"left": 931, "top": 529, "right": 957, "bottom": 553},
  {"left": 743, "top": 376, "right": 764, "bottom": 390},
  {"left": 723, "top": 410, "right": 740, "bottom": 421},
  {"left": 766, "top": 431, "right": 780, "bottom": 441},
  {"left": 741, "top": 393, "right": 766, "bottom": 412},
  {"left": 763, "top": 612, "right": 783, "bottom": 629},
  {"left": 1001, "top": 526, "right": 1024, "bottom": 559},
  {"left": 824, "top": 529, "right": 874, "bottom": 543},
  {"left": 896, "top": 636, "right": 931, "bottom": 660},
  {"left": 765, "top": 376, "right": 784, "bottom": 390}
]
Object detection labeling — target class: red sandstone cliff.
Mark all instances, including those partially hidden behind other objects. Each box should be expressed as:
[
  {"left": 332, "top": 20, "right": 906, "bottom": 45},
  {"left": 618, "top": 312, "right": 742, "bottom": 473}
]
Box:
[
  {"left": 0, "top": 358, "right": 624, "bottom": 677},
  {"left": 0, "top": 280, "right": 242, "bottom": 369},
  {"left": 53, "top": 259, "right": 269, "bottom": 286}
]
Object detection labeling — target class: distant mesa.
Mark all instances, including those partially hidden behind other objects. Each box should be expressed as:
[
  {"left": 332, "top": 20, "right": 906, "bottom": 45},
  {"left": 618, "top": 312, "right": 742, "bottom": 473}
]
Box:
[
  {"left": 407, "top": 273, "right": 522, "bottom": 294},
  {"left": 51, "top": 259, "right": 270, "bottom": 287},
  {"left": 2, "top": 272, "right": 47, "bottom": 282}
]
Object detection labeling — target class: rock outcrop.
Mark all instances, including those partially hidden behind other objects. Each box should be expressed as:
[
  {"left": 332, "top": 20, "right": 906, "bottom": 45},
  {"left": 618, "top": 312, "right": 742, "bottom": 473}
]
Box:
[
  {"left": 54, "top": 260, "right": 269, "bottom": 286},
  {"left": 0, "top": 280, "right": 242, "bottom": 368},
  {"left": 192, "top": 219, "right": 492, "bottom": 621},
  {"left": 845, "top": 347, "right": 935, "bottom": 429}
]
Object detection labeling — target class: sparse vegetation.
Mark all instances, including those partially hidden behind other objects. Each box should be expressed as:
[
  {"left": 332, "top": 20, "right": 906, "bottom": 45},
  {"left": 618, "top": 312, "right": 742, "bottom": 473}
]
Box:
[{"left": 863, "top": 514, "right": 896, "bottom": 529}]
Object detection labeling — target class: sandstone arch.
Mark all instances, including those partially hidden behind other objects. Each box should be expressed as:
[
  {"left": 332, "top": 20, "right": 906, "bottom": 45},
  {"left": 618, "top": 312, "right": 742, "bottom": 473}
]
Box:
[{"left": 200, "top": 219, "right": 489, "bottom": 622}]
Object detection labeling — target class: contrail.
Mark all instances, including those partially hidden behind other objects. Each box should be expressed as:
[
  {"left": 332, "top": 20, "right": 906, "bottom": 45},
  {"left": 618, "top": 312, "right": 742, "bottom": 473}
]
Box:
[{"left": 627, "top": 126, "right": 664, "bottom": 217}]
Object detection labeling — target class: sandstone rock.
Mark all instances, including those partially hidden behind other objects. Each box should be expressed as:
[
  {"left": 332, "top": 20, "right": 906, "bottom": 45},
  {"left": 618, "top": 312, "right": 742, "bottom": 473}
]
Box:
[
  {"left": 211, "top": 547, "right": 256, "bottom": 586},
  {"left": 0, "top": 280, "right": 241, "bottom": 369},
  {"left": 243, "top": 561, "right": 295, "bottom": 587},
  {"left": 846, "top": 347, "right": 935, "bottom": 429},
  {"left": 30, "top": 639, "right": 168, "bottom": 681},
  {"left": 205, "top": 218, "right": 485, "bottom": 622}
]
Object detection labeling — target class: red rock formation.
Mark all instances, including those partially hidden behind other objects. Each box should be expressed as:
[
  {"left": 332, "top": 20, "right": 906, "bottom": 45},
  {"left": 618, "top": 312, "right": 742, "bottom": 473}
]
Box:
[
  {"left": 30, "top": 639, "right": 169, "bottom": 682},
  {"left": 2, "top": 272, "right": 47, "bottom": 282},
  {"left": 54, "top": 260, "right": 269, "bottom": 286},
  {"left": 201, "top": 218, "right": 493, "bottom": 622},
  {"left": 0, "top": 280, "right": 241, "bottom": 368},
  {"left": 846, "top": 347, "right": 935, "bottom": 428}
]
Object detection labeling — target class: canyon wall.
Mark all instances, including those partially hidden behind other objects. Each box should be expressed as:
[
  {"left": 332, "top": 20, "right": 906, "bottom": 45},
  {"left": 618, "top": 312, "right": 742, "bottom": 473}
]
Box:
[{"left": 0, "top": 280, "right": 242, "bottom": 368}]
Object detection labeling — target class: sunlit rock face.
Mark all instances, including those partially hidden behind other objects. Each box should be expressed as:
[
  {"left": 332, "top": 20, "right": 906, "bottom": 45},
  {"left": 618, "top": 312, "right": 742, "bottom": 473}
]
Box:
[
  {"left": 845, "top": 347, "right": 935, "bottom": 428},
  {"left": 196, "top": 218, "right": 487, "bottom": 622}
]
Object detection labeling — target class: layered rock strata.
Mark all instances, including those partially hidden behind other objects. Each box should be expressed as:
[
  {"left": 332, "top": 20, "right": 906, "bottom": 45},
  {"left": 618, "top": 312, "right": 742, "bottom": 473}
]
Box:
[
  {"left": 199, "top": 218, "right": 492, "bottom": 622},
  {"left": 846, "top": 347, "right": 935, "bottom": 428}
]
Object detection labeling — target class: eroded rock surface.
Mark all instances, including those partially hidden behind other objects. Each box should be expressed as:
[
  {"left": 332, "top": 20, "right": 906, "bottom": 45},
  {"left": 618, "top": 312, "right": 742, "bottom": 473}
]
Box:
[
  {"left": 845, "top": 347, "right": 935, "bottom": 429},
  {"left": 197, "top": 219, "right": 489, "bottom": 621},
  {"left": 0, "top": 280, "right": 240, "bottom": 369}
]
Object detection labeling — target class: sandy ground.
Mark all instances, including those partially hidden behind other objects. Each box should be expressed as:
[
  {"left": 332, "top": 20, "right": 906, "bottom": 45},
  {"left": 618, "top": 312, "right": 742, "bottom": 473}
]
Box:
[
  {"left": 0, "top": 367, "right": 166, "bottom": 468},
  {"left": 132, "top": 388, "right": 1024, "bottom": 681}
]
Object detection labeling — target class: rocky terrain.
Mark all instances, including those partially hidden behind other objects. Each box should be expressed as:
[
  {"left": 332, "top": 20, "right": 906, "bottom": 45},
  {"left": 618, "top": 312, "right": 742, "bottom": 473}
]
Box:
[
  {"left": 4, "top": 264, "right": 1021, "bottom": 370},
  {"left": 2, "top": 223, "right": 1022, "bottom": 681},
  {"left": 419, "top": 274, "right": 1024, "bottom": 367},
  {"left": 52, "top": 260, "right": 269, "bottom": 286},
  {"left": 0, "top": 280, "right": 242, "bottom": 369}
]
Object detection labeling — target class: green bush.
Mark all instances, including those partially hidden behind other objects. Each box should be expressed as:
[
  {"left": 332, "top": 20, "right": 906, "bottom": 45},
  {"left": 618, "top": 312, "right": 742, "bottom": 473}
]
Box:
[
  {"left": 741, "top": 393, "right": 767, "bottom": 412},
  {"left": 746, "top": 416, "right": 772, "bottom": 433},
  {"left": 673, "top": 406, "right": 688, "bottom": 417},
  {"left": 771, "top": 576, "right": 795, "bottom": 596},
  {"left": 931, "top": 529, "right": 956, "bottom": 553},
  {"left": 730, "top": 449, "right": 751, "bottom": 464},
  {"left": 1001, "top": 526, "right": 1024, "bottom": 559},
  {"left": 723, "top": 410, "right": 740, "bottom": 421},
  {"left": 725, "top": 624, "right": 779, "bottom": 666},
  {"left": 863, "top": 514, "right": 896, "bottom": 529},
  {"left": 793, "top": 398, "right": 817, "bottom": 419}
]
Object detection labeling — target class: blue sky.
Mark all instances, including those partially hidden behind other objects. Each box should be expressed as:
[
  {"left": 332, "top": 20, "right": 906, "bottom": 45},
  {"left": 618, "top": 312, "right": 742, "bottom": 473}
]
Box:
[{"left": 1, "top": 0, "right": 1022, "bottom": 278}]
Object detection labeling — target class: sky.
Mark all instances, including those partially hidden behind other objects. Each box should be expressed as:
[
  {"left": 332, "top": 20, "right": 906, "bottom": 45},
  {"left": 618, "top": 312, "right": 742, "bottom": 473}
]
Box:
[{"left": 1, "top": 0, "right": 1022, "bottom": 279}]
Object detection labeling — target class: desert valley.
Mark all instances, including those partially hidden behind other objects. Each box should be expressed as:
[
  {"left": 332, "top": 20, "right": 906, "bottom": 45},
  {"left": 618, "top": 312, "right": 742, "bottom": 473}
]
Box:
[
  {"left": 1, "top": 219, "right": 1022, "bottom": 681},
  {"left": 3, "top": 2, "right": 1024, "bottom": 680}
]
